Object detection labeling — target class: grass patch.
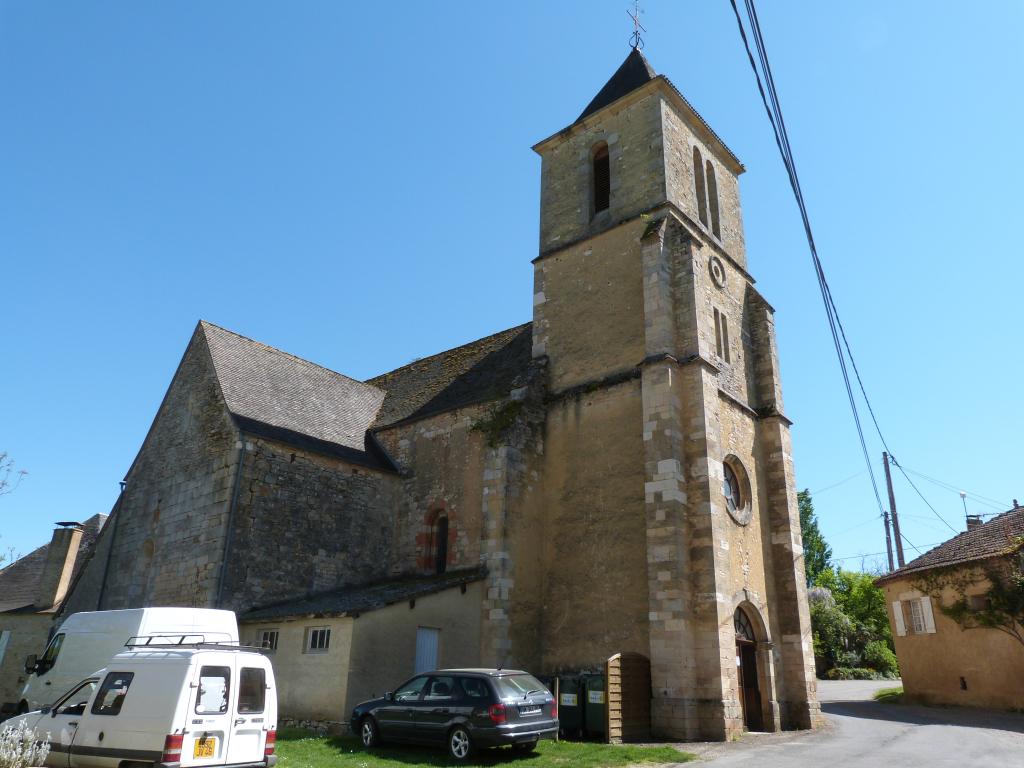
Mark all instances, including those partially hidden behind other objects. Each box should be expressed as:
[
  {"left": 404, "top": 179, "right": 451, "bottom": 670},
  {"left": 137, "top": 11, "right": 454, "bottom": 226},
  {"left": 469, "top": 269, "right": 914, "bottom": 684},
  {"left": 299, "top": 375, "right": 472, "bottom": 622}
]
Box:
[
  {"left": 873, "top": 686, "right": 904, "bottom": 704},
  {"left": 277, "top": 731, "right": 694, "bottom": 768}
]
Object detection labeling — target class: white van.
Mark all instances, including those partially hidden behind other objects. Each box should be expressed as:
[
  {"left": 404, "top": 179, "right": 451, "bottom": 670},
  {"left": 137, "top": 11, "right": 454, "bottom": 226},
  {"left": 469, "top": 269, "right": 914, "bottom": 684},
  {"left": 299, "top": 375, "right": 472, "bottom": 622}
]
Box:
[
  {"left": 10, "top": 639, "right": 277, "bottom": 768},
  {"left": 21, "top": 609, "right": 238, "bottom": 712}
]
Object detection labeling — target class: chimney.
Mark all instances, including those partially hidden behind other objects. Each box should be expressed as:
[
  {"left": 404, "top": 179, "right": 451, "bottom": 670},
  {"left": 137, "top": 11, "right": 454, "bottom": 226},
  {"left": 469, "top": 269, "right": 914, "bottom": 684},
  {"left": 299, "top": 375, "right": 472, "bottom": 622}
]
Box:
[
  {"left": 966, "top": 514, "right": 983, "bottom": 532},
  {"left": 35, "top": 523, "right": 84, "bottom": 609}
]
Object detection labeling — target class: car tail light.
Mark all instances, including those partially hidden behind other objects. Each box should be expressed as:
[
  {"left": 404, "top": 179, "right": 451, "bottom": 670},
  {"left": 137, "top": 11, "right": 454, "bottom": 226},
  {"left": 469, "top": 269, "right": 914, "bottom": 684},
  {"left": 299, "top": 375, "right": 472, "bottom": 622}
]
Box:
[
  {"left": 488, "top": 703, "right": 507, "bottom": 724},
  {"left": 264, "top": 730, "right": 277, "bottom": 756},
  {"left": 162, "top": 734, "right": 183, "bottom": 763},
  {"left": 551, "top": 701, "right": 558, "bottom": 719}
]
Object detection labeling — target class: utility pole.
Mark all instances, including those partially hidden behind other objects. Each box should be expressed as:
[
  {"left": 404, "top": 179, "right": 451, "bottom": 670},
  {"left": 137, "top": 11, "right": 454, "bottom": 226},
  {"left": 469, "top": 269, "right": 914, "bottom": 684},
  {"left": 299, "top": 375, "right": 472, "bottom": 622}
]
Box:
[
  {"left": 882, "top": 510, "right": 895, "bottom": 572},
  {"left": 883, "top": 452, "right": 905, "bottom": 567}
]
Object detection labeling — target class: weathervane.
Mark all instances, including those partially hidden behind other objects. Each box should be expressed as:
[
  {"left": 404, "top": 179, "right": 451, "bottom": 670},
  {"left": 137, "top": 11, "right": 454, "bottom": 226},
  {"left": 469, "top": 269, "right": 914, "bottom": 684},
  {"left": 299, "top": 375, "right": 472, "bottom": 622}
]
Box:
[{"left": 628, "top": 1, "right": 647, "bottom": 50}]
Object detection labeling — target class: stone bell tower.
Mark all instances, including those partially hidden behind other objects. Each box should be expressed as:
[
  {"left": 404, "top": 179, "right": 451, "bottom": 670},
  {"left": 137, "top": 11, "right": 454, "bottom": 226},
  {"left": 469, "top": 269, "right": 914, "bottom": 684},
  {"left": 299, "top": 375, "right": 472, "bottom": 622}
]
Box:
[{"left": 530, "top": 48, "right": 820, "bottom": 739}]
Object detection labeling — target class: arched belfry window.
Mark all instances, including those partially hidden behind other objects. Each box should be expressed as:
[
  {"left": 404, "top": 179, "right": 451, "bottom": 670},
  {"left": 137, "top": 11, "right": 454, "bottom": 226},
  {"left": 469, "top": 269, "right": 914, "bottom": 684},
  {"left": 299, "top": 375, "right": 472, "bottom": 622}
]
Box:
[
  {"left": 693, "top": 147, "right": 708, "bottom": 226},
  {"left": 434, "top": 515, "right": 449, "bottom": 575},
  {"left": 706, "top": 160, "right": 721, "bottom": 238},
  {"left": 592, "top": 142, "right": 610, "bottom": 214}
]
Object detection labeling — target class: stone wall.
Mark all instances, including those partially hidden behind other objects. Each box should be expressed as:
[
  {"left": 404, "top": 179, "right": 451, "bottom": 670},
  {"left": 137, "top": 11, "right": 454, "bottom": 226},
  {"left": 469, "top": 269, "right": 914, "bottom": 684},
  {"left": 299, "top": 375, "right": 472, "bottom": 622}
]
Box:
[
  {"left": 0, "top": 614, "right": 52, "bottom": 707},
  {"left": 537, "top": 90, "right": 665, "bottom": 255},
  {"left": 532, "top": 218, "right": 646, "bottom": 392},
  {"left": 540, "top": 379, "right": 650, "bottom": 671},
  {"left": 219, "top": 439, "right": 402, "bottom": 612},
  {"left": 85, "top": 329, "right": 240, "bottom": 610},
  {"left": 883, "top": 576, "right": 1024, "bottom": 710},
  {"left": 374, "top": 407, "right": 492, "bottom": 578},
  {"left": 661, "top": 102, "right": 746, "bottom": 268}
]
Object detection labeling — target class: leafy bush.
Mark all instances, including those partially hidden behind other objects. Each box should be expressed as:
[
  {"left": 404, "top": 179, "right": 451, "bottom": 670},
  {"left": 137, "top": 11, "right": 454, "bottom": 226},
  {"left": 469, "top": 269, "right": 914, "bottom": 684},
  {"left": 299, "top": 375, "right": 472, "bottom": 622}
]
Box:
[
  {"left": 0, "top": 720, "right": 50, "bottom": 768},
  {"left": 863, "top": 639, "right": 899, "bottom": 676},
  {"left": 825, "top": 667, "right": 878, "bottom": 681}
]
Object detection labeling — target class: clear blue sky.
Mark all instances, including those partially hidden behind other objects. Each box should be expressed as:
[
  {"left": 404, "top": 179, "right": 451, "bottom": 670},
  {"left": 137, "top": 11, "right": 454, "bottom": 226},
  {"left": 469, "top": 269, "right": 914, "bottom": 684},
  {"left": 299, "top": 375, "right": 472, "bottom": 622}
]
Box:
[{"left": 2, "top": 1, "right": 1022, "bottom": 572}]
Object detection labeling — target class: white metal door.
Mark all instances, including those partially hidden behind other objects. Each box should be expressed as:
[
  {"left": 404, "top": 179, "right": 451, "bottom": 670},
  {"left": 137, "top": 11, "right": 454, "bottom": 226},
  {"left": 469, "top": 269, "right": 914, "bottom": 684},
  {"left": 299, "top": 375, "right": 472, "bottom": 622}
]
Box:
[
  {"left": 414, "top": 627, "right": 439, "bottom": 674},
  {"left": 225, "top": 662, "right": 268, "bottom": 765},
  {"left": 183, "top": 663, "right": 233, "bottom": 767}
]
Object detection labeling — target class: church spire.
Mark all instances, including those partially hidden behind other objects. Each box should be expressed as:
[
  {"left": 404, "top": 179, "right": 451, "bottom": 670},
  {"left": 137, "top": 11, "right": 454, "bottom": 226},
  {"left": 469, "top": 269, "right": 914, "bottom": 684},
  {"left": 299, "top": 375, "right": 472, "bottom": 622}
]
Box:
[{"left": 576, "top": 47, "right": 657, "bottom": 123}]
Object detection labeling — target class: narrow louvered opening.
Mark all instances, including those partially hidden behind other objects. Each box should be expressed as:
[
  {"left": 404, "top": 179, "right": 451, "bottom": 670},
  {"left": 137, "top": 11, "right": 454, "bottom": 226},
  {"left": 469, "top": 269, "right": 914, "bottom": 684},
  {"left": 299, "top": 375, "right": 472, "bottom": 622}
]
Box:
[{"left": 593, "top": 143, "right": 610, "bottom": 214}]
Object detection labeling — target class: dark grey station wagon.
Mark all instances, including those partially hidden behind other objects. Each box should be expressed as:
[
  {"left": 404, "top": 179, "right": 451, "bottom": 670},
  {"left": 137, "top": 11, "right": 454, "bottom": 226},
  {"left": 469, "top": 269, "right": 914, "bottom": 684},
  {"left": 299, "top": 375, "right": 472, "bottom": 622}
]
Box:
[{"left": 350, "top": 669, "right": 558, "bottom": 761}]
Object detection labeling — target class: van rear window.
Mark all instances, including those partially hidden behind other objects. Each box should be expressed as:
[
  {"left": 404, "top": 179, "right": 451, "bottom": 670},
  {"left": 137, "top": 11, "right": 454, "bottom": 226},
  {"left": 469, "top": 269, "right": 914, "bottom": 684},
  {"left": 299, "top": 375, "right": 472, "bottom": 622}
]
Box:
[
  {"left": 196, "top": 666, "right": 231, "bottom": 714},
  {"left": 92, "top": 672, "right": 134, "bottom": 716},
  {"left": 238, "top": 668, "right": 266, "bottom": 714}
]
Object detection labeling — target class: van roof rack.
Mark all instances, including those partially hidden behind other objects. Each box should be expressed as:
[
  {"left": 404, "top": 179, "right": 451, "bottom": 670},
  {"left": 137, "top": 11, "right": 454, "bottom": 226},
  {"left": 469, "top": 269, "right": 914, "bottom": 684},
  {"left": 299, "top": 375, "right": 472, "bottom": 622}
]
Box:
[{"left": 124, "top": 634, "right": 265, "bottom": 652}]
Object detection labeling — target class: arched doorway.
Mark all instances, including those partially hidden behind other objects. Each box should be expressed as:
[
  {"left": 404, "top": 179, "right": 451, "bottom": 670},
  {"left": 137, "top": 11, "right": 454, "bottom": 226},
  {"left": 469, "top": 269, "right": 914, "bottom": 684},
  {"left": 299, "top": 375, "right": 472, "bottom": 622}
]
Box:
[{"left": 734, "top": 607, "right": 764, "bottom": 731}]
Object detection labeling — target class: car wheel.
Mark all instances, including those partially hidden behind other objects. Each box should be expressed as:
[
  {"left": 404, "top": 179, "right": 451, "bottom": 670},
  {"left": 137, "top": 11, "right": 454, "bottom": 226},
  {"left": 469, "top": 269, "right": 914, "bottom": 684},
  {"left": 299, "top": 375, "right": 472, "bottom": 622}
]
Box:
[
  {"left": 360, "top": 717, "right": 380, "bottom": 748},
  {"left": 512, "top": 740, "right": 537, "bottom": 754},
  {"left": 448, "top": 726, "right": 474, "bottom": 762}
]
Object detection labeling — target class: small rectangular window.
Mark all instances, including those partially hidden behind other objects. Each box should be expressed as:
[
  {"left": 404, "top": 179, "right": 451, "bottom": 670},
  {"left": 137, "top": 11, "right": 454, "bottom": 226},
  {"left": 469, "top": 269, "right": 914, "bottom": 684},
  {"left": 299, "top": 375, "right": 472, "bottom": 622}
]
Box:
[
  {"left": 257, "top": 630, "right": 279, "bottom": 652},
  {"left": 593, "top": 145, "right": 610, "bottom": 214},
  {"left": 305, "top": 627, "right": 330, "bottom": 653},
  {"left": 968, "top": 595, "right": 991, "bottom": 611},
  {"left": 91, "top": 672, "right": 134, "bottom": 716},
  {"left": 196, "top": 666, "right": 231, "bottom": 714},
  {"left": 908, "top": 599, "right": 926, "bottom": 634},
  {"left": 714, "top": 308, "right": 730, "bottom": 363},
  {"left": 238, "top": 667, "right": 266, "bottom": 714}
]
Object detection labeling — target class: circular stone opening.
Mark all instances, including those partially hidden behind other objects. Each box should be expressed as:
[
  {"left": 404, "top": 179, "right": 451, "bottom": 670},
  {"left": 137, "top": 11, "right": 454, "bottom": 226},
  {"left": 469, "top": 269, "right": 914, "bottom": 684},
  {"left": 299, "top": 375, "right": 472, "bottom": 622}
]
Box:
[{"left": 723, "top": 457, "right": 752, "bottom": 525}]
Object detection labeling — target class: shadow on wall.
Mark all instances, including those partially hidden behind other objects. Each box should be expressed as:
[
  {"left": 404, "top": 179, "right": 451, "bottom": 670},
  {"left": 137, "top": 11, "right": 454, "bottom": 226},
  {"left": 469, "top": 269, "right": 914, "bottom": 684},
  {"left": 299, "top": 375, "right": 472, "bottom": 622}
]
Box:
[{"left": 822, "top": 700, "right": 1024, "bottom": 735}]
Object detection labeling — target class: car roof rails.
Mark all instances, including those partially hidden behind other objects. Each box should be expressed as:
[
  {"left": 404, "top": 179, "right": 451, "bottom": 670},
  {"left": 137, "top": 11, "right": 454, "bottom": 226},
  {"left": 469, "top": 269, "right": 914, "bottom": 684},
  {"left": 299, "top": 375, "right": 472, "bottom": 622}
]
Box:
[{"left": 124, "top": 634, "right": 266, "bottom": 652}]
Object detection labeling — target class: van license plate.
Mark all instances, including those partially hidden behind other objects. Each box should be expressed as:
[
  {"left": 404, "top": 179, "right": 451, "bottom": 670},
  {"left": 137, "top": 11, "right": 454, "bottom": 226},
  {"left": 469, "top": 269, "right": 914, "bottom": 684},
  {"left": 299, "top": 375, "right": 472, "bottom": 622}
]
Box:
[
  {"left": 519, "top": 706, "right": 541, "bottom": 716},
  {"left": 194, "top": 738, "right": 216, "bottom": 758}
]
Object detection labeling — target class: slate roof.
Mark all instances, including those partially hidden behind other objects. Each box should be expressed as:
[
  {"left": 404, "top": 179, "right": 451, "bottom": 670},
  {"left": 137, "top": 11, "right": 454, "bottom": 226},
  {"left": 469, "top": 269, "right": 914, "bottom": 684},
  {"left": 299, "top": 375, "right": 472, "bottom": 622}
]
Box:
[
  {"left": 200, "top": 322, "right": 395, "bottom": 469},
  {"left": 239, "top": 566, "right": 488, "bottom": 622},
  {"left": 578, "top": 47, "right": 657, "bottom": 122},
  {"left": 0, "top": 515, "right": 107, "bottom": 614},
  {"left": 877, "top": 505, "right": 1024, "bottom": 583},
  {"left": 367, "top": 323, "right": 532, "bottom": 429},
  {"left": 540, "top": 48, "right": 742, "bottom": 173}
]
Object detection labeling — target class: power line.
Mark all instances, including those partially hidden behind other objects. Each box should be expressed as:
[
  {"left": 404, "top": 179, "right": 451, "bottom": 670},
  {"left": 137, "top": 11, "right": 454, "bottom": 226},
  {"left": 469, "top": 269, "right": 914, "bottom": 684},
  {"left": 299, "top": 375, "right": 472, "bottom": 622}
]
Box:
[
  {"left": 810, "top": 470, "right": 865, "bottom": 496},
  {"left": 728, "top": 0, "right": 886, "bottom": 518},
  {"left": 889, "top": 456, "right": 960, "bottom": 535},
  {"left": 899, "top": 466, "right": 1011, "bottom": 511},
  {"left": 729, "top": 1, "right": 968, "bottom": 549},
  {"left": 833, "top": 541, "right": 942, "bottom": 563}
]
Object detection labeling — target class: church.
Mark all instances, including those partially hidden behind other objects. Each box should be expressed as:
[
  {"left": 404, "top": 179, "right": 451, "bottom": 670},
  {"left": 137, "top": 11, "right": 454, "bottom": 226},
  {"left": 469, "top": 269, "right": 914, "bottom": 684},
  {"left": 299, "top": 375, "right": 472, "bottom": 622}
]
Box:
[{"left": 59, "top": 47, "right": 820, "bottom": 740}]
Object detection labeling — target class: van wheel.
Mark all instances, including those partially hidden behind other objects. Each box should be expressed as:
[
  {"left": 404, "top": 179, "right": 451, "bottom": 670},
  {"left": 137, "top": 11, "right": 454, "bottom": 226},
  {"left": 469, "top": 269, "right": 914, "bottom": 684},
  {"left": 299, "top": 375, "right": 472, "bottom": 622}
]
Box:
[
  {"left": 512, "top": 740, "right": 537, "bottom": 754},
  {"left": 17, "top": 701, "right": 27, "bottom": 715},
  {"left": 359, "top": 717, "right": 380, "bottom": 748},
  {"left": 448, "top": 726, "right": 474, "bottom": 762}
]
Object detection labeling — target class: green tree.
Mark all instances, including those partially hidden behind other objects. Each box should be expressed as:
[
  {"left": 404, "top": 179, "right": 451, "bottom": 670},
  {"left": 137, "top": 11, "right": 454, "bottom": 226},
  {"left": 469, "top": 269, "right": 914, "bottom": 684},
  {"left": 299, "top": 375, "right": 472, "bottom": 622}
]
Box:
[{"left": 798, "top": 489, "right": 832, "bottom": 586}]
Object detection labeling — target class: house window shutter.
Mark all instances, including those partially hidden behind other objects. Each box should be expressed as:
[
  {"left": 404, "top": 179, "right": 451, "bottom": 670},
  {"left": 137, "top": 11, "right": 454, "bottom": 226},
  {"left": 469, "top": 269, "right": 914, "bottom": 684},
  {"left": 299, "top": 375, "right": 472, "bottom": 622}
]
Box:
[
  {"left": 921, "top": 596, "right": 937, "bottom": 634},
  {"left": 892, "top": 601, "right": 906, "bottom": 637}
]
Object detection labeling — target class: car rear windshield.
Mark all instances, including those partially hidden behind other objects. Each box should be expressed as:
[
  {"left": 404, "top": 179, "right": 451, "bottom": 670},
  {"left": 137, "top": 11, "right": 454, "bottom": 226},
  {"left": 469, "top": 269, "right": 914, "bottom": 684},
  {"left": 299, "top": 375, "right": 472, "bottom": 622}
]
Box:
[{"left": 493, "top": 674, "right": 548, "bottom": 699}]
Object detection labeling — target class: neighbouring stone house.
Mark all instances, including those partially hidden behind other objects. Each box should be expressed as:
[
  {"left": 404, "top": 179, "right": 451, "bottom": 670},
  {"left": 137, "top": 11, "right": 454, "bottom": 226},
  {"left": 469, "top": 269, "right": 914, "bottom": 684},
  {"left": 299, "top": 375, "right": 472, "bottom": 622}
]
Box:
[
  {"left": 877, "top": 504, "right": 1024, "bottom": 710},
  {"left": 54, "top": 47, "right": 820, "bottom": 739},
  {"left": 0, "top": 516, "right": 106, "bottom": 712}
]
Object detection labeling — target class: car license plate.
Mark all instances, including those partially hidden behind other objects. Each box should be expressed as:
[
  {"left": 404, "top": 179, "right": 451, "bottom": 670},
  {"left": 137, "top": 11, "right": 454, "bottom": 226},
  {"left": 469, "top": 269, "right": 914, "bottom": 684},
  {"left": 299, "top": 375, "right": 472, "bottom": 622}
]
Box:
[
  {"left": 194, "top": 737, "right": 216, "bottom": 758},
  {"left": 519, "top": 706, "right": 542, "bottom": 716}
]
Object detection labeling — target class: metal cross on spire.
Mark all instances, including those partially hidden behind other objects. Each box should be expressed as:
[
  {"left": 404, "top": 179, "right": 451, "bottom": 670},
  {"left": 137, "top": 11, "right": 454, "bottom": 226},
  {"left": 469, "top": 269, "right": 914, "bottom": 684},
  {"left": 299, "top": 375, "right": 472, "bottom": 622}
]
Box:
[{"left": 628, "top": 1, "right": 647, "bottom": 50}]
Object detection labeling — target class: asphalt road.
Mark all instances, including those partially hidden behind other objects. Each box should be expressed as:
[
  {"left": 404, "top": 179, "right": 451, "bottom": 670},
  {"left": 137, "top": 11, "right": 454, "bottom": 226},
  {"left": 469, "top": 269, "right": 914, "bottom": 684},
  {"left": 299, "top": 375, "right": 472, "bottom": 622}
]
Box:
[{"left": 683, "top": 680, "right": 1024, "bottom": 767}]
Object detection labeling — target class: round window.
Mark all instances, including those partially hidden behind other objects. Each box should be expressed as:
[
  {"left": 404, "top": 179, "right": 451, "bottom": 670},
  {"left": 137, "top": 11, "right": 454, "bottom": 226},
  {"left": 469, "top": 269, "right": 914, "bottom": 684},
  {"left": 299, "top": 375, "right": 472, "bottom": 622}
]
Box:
[{"left": 723, "top": 457, "right": 752, "bottom": 525}]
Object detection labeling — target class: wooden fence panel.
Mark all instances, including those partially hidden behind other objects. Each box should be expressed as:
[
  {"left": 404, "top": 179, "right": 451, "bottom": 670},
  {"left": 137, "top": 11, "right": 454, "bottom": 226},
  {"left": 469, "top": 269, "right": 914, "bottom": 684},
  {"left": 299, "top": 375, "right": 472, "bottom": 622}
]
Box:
[{"left": 605, "top": 652, "right": 651, "bottom": 743}]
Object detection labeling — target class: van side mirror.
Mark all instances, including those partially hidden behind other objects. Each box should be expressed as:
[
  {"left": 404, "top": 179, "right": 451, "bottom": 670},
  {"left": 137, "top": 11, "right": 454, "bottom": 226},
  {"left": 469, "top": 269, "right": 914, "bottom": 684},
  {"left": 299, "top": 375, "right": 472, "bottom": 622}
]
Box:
[
  {"left": 24, "top": 655, "right": 37, "bottom": 675},
  {"left": 384, "top": 692, "right": 394, "bottom": 701}
]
